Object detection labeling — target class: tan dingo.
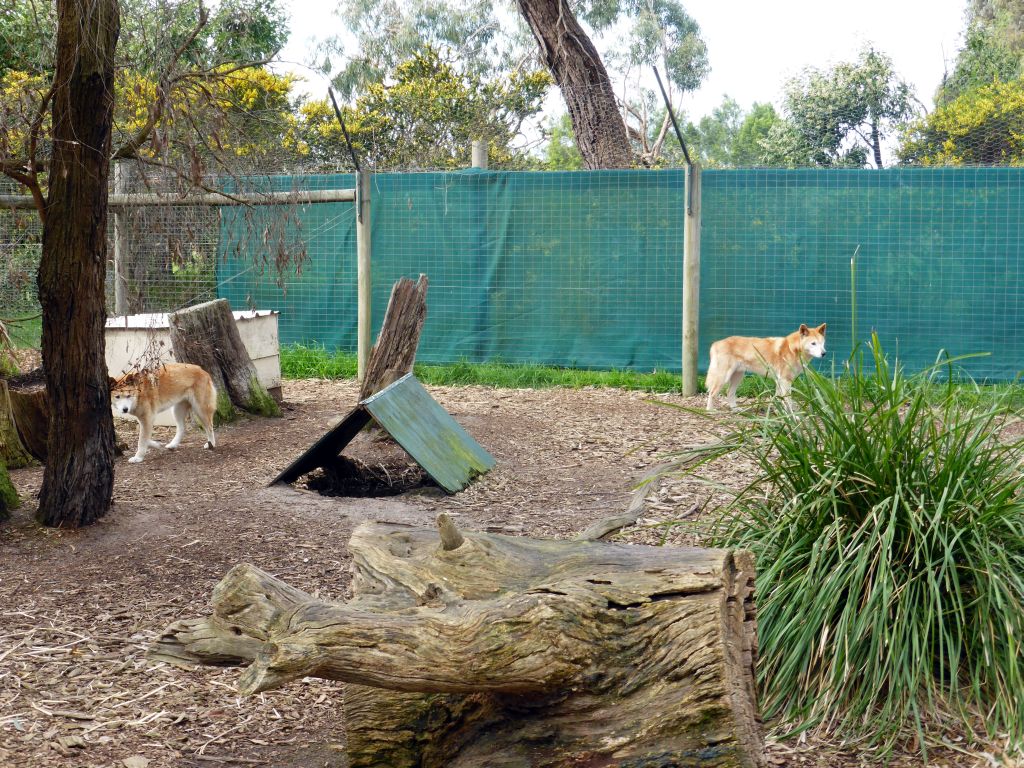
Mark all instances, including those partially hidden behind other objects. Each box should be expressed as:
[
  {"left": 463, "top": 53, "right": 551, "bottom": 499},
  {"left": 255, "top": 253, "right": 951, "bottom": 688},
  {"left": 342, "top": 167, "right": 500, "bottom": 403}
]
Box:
[
  {"left": 110, "top": 363, "right": 218, "bottom": 463},
  {"left": 705, "top": 323, "right": 827, "bottom": 410}
]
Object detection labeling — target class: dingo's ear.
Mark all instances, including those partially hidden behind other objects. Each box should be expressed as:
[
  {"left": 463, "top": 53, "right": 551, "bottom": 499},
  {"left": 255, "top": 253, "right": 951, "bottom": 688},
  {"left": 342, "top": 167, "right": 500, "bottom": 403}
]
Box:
[
  {"left": 799, "top": 323, "right": 809, "bottom": 335},
  {"left": 816, "top": 323, "right": 827, "bottom": 335},
  {"left": 108, "top": 376, "right": 118, "bottom": 389}
]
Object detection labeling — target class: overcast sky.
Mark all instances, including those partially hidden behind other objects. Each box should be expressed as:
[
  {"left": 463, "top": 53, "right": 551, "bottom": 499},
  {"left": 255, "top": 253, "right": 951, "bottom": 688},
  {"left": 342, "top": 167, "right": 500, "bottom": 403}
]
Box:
[{"left": 273, "top": 0, "right": 970, "bottom": 118}]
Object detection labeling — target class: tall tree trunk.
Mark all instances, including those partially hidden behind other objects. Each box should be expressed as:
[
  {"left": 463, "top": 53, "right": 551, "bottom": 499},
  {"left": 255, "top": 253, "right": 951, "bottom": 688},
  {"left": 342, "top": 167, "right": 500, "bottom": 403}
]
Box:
[
  {"left": 36, "top": 0, "right": 120, "bottom": 528},
  {"left": 871, "top": 121, "right": 883, "bottom": 168},
  {"left": 516, "top": 0, "right": 633, "bottom": 169}
]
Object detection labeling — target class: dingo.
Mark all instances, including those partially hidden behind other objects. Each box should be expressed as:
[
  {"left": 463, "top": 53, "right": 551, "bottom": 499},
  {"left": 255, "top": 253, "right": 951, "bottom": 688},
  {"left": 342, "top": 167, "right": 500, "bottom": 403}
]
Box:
[
  {"left": 110, "top": 363, "right": 218, "bottom": 463},
  {"left": 705, "top": 323, "right": 827, "bottom": 410}
]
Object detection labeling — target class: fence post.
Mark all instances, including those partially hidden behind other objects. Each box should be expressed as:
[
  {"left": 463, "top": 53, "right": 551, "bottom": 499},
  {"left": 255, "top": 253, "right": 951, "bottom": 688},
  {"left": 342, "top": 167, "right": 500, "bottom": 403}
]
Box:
[
  {"left": 112, "top": 160, "right": 131, "bottom": 316},
  {"left": 471, "top": 140, "right": 488, "bottom": 169},
  {"left": 356, "top": 170, "right": 372, "bottom": 382},
  {"left": 682, "top": 164, "right": 701, "bottom": 396}
]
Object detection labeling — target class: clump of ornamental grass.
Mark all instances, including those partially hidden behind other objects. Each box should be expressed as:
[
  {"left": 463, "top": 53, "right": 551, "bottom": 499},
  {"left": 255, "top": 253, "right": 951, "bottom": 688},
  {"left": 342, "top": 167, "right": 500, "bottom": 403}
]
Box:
[{"left": 666, "top": 335, "right": 1024, "bottom": 753}]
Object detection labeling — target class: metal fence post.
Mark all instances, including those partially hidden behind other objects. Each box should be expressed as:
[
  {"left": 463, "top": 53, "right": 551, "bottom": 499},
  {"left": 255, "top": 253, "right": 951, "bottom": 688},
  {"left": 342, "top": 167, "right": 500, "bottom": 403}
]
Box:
[
  {"left": 682, "top": 164, "right": 701, "bottom": 396},
  {"left": 356, "top": 169, "right": 372, "bottom": 382}
]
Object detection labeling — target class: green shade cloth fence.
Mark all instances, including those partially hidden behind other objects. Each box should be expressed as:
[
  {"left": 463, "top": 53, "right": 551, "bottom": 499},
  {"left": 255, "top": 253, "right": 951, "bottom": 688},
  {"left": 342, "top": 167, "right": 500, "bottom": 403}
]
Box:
[{"left": 217, "top": 168, "right": 1024, "bottom": 381}]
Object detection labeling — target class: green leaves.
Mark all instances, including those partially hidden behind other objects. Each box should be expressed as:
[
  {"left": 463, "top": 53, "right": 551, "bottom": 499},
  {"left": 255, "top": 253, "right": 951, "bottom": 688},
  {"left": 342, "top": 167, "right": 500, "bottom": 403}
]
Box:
[
  {"left": 763, "top": 46, "right": 918, "bottom": 169},
  {"left": 900, "top": 77, "right": 1024, "bottom": 166},
  {"left": 301, "top": 46, "right": 550, "bottom": 170}
]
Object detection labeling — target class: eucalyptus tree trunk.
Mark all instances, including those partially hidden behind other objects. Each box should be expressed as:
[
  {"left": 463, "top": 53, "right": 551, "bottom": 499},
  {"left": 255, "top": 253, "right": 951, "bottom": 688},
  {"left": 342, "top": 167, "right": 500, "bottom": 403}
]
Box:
[
  {"left": 516, "top": 0, "right": 634, "bottom": 169},
  {"left": 36, "top": 0, "right": 120, "bottom": 527}
]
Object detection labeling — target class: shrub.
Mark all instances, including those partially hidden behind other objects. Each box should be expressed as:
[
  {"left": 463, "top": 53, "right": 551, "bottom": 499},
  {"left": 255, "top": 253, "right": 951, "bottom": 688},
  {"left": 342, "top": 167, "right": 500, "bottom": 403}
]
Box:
[{"left": 667, "top": 335, "right": 1024, "bottom": 751}]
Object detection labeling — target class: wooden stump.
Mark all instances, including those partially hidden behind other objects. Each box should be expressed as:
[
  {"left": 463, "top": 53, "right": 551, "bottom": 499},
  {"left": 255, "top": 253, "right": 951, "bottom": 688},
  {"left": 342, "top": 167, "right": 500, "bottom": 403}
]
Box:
[
  {"left": 0, "top": 370, "right": 48, "bottom": 465},
  {"left": 151, "top": 517, "right": 763, "bottom": 767},
  {"left": 1, "top": 380, "right": 35, "bottom": 468},
  {"left": 168, "top": 299, "right": 279, "bottom": 420},
  {"left": 359, "top": 275, "right": 428, "bottom": 400}
]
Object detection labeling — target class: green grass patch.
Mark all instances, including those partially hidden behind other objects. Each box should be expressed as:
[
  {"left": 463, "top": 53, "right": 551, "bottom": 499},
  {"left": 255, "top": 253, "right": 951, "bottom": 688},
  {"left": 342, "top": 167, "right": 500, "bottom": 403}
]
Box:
[
  {"left": 657, "top": 334, "right": 1024, "bottom": 752},
  {"left": 280, "top": 343, "right": 683, "bottom": 392},
  {"left": 280, "top": 344, "right": 359, "bottom": 380}
]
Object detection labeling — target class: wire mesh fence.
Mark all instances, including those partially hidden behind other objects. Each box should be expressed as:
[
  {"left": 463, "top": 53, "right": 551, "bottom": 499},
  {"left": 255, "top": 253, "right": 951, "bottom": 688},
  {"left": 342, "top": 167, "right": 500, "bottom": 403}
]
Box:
[
  {"left": 3, "top": 154, "right": 1024, "bottom": 381},
  {"left": 700, "top": 167, "right": 1024, "bottom": 381},
  {"left": 0, "top": 178, "right": 42, "bottom": 349},
  {"left": 218, "top": 170, "right": 685, "bottom": 370}
]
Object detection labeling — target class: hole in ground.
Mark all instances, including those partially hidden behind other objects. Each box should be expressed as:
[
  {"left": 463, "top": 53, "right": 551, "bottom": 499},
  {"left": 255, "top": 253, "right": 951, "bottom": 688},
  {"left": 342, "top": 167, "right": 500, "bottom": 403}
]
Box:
[{"left": 304, "top": 453, "right": 435, "bottom": 498}]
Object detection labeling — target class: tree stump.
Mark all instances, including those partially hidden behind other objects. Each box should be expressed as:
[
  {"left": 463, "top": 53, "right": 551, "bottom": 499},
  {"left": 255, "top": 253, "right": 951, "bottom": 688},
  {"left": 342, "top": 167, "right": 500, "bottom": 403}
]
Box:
[
  {"left": 0, "top": 369, "right": 49, "bottom": 465},
  {"left": 151, "top": 517, "right": 763, "bottom": 767},
  {"left": 1, "top": 380, "right": 35, "bottom": 468},
  {"left": 359, "top": 274, "right": 429, "bottom": 400},
  {"left": 168, "top": 299, "right": 280, "bottom": 420}
]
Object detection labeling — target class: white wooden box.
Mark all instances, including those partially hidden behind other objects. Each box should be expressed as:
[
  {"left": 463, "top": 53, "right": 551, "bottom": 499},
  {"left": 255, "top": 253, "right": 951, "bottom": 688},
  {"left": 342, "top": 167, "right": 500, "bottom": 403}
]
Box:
[{"left": 105, "top": 310, "right": 281, "bottom": 427}]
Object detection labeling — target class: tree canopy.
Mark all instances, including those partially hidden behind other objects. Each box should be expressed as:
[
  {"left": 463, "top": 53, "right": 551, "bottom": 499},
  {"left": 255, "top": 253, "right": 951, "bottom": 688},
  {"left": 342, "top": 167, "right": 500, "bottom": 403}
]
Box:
[
  {"left": 939, "top": 0, "right": 1024, "bottom": 103},
  {"left": 295, "top": 47, "right": 550, "bottom": 170},
  {"left": 322, "top": 0, "right": 709, "bottom": 168},
  {"left": 899, "top": 77, "right": 1024, "bottom": 166},
  {"left": 761, "top": 46, "right": 917, "bottom": 168}
]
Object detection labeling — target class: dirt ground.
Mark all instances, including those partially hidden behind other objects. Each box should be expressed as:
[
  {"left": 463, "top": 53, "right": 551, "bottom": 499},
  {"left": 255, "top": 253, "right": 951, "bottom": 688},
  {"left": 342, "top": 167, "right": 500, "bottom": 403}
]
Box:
[{"left": 0, "top": 380, "right": 993, "bottom": 767}]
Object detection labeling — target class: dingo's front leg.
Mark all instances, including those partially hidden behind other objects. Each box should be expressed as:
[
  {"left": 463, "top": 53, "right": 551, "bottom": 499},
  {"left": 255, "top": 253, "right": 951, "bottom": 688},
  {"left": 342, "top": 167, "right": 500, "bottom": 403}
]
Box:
[{"left": 130, "top": 417, "right": 153, "bottom": 463}]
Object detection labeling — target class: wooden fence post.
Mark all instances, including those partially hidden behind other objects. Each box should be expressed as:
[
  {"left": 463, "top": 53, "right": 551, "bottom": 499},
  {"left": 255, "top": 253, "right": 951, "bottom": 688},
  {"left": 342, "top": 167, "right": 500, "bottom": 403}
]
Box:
[
  {"left": 356, "top": 170, "right": 372, "bottom": 382},
  {"left": 112, "top": 160, "right": 131, "bottom": 316},
  {"left": 682, "top": 164, "right": 701, "bottom": 397}
]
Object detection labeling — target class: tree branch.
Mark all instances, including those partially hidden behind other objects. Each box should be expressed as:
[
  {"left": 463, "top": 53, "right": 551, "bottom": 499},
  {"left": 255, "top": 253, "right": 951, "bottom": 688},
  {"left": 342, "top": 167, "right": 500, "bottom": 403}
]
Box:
[{"left": 112, "top": 2, "right": 210, "bottom": 160}]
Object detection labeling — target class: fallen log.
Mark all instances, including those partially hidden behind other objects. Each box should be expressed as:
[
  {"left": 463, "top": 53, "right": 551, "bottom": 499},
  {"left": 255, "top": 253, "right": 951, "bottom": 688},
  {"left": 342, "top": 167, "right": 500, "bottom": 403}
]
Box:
[
  {"left": 151, "top": 515, "right": 763, "bottom": 767},
  {"left": 168, "top": 298, "right": 279, "bottom": 420}
]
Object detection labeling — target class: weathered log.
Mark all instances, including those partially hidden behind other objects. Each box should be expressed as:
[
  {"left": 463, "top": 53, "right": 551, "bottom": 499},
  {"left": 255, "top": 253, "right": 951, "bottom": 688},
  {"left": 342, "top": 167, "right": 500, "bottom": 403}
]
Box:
[
  {"left": 0, "top": 370, "right": 48, "bottom": 464},
  {"left": 151, "top": 517, "right": 763, "bottom": 767},
  {"left": 359, "top": 275, "right": 428, "bottom": 400},
  {"left": 168, "top": 298, "right": 279, "bottom": 420}
]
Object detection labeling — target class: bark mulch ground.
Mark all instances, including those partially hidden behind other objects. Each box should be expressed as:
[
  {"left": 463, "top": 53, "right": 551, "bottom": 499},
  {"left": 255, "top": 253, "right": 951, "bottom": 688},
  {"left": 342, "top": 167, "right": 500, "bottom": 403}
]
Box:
[{"left": 0, "top": 379, "right": 997, "bottom": 767}]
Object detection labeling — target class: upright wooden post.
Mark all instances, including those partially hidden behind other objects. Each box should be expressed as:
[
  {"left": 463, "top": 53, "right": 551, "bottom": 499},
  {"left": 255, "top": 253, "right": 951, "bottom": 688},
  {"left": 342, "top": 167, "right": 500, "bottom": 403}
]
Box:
[
  {"left": 471, "top": 140, "right": 488, "bottom": 169},
  {"left": 356, "top": 170, "right": 372, "bottom": 382},
  {"left": 112, "top": 160, "right": 131, "bottom": 315},
  {"left": 682, "top": 164, "right": 701, "bottom": 396}
]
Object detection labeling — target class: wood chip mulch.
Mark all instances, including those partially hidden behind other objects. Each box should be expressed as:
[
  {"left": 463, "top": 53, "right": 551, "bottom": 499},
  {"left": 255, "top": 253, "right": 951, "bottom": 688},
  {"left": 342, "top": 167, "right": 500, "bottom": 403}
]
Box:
[{"left": 0, "top": 379, "right": 1005, "bottom": 767}]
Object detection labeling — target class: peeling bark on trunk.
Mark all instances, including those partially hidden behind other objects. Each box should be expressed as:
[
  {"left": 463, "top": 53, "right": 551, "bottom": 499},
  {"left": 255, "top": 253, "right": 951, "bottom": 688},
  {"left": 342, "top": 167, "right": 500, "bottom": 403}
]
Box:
[
  {"left": 516, "top": 0, "right": 633, "bottom": 169},
  {"left": 168, "top": 299, "right": 279, "bottom": 420},
  {"left": 35, "top": 0, "right": 119, "bottom": 527},
  {"left": 152, "top": 518, "right": 764, "bottom": 767}
]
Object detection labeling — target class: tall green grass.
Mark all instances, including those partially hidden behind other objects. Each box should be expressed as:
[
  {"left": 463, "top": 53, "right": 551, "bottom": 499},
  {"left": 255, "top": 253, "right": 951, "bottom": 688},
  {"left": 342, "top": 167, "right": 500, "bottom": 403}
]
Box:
[
  {"left": 663, "top": 335, "right": 1024, "bottom": 751},
  {"left": 280, "top": 343, "right": 684, "bottom": 391}
]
